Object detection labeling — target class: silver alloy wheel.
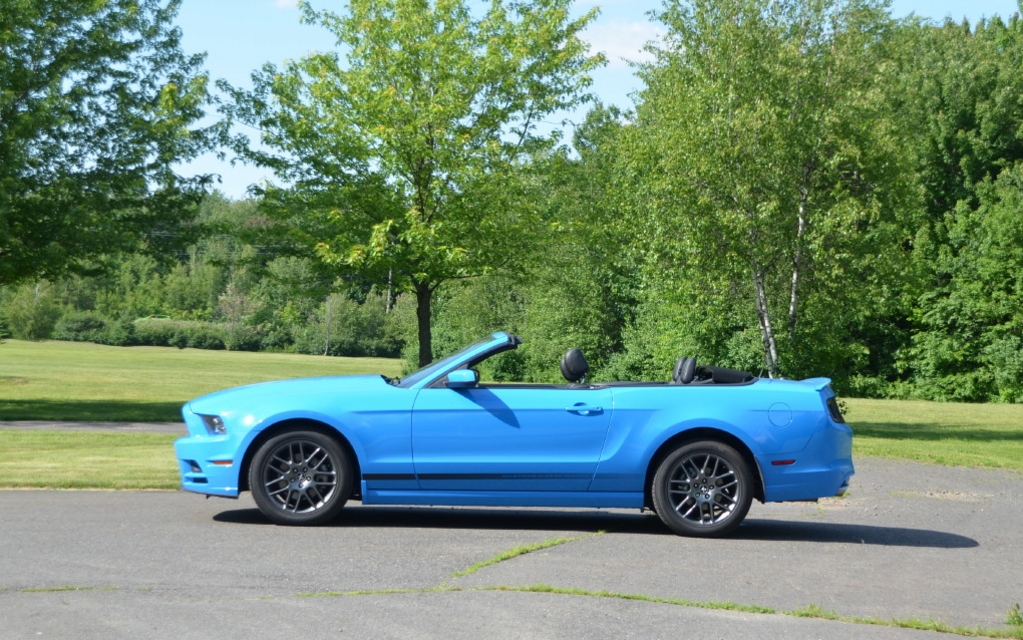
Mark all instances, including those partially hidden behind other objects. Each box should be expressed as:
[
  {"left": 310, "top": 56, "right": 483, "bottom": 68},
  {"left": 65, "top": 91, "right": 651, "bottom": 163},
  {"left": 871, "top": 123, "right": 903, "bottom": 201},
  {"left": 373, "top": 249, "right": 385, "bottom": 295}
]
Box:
[
  {"left": 260, "top": 438, "right": 338, "bottom": 514},
  {"left": 665, "top": 451, "right": 741, "bottom": 526}
]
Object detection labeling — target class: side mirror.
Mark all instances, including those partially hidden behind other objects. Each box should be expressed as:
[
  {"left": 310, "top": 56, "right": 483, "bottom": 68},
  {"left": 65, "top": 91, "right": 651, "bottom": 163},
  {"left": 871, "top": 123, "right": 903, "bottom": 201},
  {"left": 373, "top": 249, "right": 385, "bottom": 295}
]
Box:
[{"left": 446, "top": 369, "right": 479, "bottom": 389}]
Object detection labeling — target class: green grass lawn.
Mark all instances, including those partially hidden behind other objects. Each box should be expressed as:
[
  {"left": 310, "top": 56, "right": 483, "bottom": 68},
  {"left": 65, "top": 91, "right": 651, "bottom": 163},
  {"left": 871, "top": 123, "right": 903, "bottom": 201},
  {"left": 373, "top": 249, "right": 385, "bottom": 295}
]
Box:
[
  {"left": 0, "top": 430, "right": 180, "bottom": 489},
  {"left": 0, "top": 339, "right": 1020, "bottom": 489},
  {"left": 0, "top": 339, "right": 402, "bottom": 421},
  {"left": 845, "top": 398, "right": 1023, "bottom": 472}
]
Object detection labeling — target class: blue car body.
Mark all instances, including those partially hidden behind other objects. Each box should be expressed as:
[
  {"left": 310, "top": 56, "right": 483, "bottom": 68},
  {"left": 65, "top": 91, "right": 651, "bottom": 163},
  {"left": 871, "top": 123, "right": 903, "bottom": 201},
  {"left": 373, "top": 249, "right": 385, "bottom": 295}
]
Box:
[{"left": 175, "top": 331, "right": 853, "bottom": 535}]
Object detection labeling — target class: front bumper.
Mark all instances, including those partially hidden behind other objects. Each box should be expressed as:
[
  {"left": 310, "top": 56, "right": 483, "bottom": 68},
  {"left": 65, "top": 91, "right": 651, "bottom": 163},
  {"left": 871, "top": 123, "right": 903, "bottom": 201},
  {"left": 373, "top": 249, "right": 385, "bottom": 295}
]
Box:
[
  {"left": 174, "top": 408, "right": 243, "bottom": 497},
  {"left": 175, "top": 435, "right": 241, "bottom": 497}
]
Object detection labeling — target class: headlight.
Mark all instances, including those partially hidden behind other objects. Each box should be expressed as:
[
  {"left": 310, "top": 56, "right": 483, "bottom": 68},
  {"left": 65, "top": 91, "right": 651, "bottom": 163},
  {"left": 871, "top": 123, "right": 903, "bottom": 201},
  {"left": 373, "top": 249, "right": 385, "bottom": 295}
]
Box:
[{"left": 199, "top": 414, "right": 227, "bottom": 435}]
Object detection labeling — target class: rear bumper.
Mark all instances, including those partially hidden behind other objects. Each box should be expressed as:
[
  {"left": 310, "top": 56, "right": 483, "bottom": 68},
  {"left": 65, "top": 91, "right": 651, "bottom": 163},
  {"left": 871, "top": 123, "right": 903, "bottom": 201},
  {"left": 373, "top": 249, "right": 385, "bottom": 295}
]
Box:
[{"left": 759, "top": 419, "right": 854, "bottom": 503}]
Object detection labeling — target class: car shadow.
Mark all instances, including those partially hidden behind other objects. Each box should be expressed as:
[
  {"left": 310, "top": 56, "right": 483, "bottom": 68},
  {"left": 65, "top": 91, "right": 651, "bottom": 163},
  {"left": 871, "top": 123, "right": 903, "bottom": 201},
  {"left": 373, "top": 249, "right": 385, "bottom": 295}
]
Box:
[
  {"left": 735, "top": 518, "right": 978, "bottom": 548},
  {"left": 214, "top": 505, "right": 667, "bottom": 534},
  {"left": 212, "top": 506, "right": 978, "bottom": 548}
]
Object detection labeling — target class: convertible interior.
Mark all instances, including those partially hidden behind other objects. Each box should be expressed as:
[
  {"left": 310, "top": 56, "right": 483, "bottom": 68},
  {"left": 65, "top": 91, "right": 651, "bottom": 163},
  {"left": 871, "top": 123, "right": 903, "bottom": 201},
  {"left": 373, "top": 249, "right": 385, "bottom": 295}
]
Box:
[
  {"left": 559, "top": 348, "right": 756, "bottom": 387},
  {"left": 448, "top": 344, "right": 756, "bottom": 389}
]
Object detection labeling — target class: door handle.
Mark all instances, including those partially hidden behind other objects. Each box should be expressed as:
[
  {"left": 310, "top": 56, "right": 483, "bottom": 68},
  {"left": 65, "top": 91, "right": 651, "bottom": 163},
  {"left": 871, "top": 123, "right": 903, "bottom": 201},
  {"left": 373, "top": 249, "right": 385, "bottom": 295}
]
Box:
[{"left": 565, "top": 405, "right": 603, "bottom": 415}]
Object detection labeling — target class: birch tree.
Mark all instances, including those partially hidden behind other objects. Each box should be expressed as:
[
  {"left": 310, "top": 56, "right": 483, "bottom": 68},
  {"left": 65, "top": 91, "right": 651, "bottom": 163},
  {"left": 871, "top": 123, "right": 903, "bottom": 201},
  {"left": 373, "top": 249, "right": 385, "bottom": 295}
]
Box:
[{"left": 629, "top": 0, "right": 915, "bottom": 377}]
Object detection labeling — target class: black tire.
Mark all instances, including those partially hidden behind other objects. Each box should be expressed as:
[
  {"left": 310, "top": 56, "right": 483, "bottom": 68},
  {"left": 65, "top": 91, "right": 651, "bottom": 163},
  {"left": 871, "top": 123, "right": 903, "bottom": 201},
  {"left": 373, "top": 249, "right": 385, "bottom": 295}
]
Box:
[
  {"left": 248, "top": 430, "right": 352, "bottom": 526},
  {"left": 651, "top": 440, "right": 753, "bottom": 537}
]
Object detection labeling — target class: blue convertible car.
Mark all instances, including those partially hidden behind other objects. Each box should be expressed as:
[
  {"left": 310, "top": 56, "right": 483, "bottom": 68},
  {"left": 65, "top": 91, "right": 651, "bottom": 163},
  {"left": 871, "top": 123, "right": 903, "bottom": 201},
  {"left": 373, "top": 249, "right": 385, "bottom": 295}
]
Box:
[{"left": 175, "top": 331, "right": 853, "bottom": 537}]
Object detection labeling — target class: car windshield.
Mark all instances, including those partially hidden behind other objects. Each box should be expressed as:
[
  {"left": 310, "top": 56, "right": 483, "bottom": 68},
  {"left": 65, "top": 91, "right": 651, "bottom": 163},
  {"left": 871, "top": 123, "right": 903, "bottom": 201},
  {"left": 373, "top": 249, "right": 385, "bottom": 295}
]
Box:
[{"left": 397, "top": 335, "right": 502, "bottom": 388}]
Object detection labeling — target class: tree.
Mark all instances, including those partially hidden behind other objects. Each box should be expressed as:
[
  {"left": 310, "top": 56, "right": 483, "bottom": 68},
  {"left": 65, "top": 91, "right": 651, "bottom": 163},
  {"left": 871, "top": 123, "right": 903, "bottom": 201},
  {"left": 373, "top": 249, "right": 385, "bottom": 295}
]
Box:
[
  {"left": 0, "top": 281, "right": 61, "bottom": 340},
  {"left": 909, "top": 165, "right": 1023, "bottom": 402},
  {"left": 624, "top": 0, "right": 916, "bottom": 378},
  {"left": 517, "top": 106, "right": 639, "bottom": 381},
  {"left": 887, "top": 14, "right": 1023, "bottom": 401},
  {"left": 893, "top": 13, "right": 1023, "bottom": 223},
  {"left": 0, "top": 0, "right": 215, "bottom": 287},
  {"left": 222, "top": 0, "right": 602, "bottom": 366}
]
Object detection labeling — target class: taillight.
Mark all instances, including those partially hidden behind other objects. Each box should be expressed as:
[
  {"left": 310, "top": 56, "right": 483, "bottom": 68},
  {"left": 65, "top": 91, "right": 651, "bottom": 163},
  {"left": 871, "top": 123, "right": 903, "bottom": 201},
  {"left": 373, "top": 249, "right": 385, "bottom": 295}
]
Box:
[{"left": 826, "top": 397, "right": 845, "bottom": 423}]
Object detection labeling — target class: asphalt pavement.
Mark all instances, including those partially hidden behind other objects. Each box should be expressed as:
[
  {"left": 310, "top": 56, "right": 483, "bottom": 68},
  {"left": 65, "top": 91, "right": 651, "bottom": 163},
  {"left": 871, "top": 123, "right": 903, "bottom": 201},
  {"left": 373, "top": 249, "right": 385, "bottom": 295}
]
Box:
[{"left": 1, "top": 423, "right": 1022, "bottom": 639}]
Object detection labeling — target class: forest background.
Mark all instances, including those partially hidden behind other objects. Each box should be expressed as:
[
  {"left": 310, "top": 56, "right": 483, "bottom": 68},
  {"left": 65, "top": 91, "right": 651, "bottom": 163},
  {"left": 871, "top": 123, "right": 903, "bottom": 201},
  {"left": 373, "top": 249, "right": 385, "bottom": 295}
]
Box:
[{"left": 2, "top": 0, "right": 1023, "bottom": 404}]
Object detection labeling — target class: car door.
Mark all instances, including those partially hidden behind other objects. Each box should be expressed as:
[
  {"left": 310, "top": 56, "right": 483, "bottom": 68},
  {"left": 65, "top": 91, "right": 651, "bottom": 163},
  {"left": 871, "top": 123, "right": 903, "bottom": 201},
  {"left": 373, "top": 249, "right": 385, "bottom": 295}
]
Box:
[{"left": 411, "top": 385, "right": 613, "bottom": 492}]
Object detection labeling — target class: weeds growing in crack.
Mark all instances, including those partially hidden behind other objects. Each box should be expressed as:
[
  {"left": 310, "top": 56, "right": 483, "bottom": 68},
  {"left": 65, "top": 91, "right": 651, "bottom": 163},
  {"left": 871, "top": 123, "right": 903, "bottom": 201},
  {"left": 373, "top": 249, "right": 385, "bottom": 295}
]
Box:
[
  {"left": 1008, "top": 603, "right": 1023, "bottom": 627},
  {"left": 450, "top": 531, "right": 604, "bottom": 579}
]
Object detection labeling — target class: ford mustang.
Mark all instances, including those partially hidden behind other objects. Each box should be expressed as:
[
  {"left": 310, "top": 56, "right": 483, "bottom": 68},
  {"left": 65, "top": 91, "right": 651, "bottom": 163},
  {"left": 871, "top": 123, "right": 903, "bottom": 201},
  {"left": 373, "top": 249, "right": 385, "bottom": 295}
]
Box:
[{"left": 174, "top": 331, "right": 853, "bottom": 537}]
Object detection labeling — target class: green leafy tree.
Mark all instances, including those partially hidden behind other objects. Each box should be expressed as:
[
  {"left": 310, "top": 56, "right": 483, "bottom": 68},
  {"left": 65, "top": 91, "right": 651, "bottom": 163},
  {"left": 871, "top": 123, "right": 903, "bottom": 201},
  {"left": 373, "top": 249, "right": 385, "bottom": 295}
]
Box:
[
  {"left": 519, "top": 106, "right": 639, "bottom": 381},
  {"left": 394, "top": 106, "right": 639, "bottom": 382},
  {"left": 0, "top": 0, "right": 215, "bottom": 287},
  {"left": 624, "top": 0, "right": 916, "bottom": 378},
  {"left": 909, "top": 164, "right": 1023, "bottom": 402},
  {"left": 222, "top": 0, "right": 602, "bottom": 366},
  {"left": 890, "top": 13, "right": 1023, "bottom": 401},
  {"left": 893, "top": 13, "right": 1023, "bottom": 223},
  {"left": 0, "top": 281, "right": 61, "bottom": 340}
]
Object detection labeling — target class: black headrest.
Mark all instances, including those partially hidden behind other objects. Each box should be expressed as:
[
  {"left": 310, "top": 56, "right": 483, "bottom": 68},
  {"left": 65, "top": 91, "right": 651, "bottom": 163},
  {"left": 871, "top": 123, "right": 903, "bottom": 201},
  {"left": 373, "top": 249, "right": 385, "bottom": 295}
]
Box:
[
  {"left": 560, "top": 348, "right": 589, "bottom": 383},
  {"left": 673, "top": 357, "right": 696, "bottom": 384}
]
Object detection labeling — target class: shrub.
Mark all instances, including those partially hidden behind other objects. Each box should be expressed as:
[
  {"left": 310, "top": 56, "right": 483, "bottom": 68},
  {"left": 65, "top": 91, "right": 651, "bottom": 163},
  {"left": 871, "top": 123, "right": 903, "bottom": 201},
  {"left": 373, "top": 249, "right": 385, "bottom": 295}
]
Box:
[
  {"left": 53, "top": 310, "right": 109, "bottom": 343},
  {"left": 258, "top": 326, "right": 295, "bottom": 352},
  {"left": 841, "top": 375, "right": 892, "bottom": 399},
  {"left": 294, "top": 289, "right": 402, "bottom": 358},
  {"left": 224, "top": 326, "right": 262, "bottom": 352},
  {"left": 133, "top": 318, "right": 178, "bottom": 347},
  {"left": 185, "top": 325, "right": 225, "bottom": 350},
  {"left": 101, "top": 316, "right": 138, "bottom": 347},
  {"left": 0, "top": 313, "right": 12, "bottom": 340},
  {"left": 1, "top": 282, "right": 62, "bottom": 340}
]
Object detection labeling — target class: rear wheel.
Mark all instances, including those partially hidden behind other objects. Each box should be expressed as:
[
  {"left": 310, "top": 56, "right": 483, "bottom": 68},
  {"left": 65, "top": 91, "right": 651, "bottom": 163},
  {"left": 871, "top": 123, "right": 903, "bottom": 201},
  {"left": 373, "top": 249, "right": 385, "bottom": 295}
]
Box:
[
  {"left": 249, "top": 430, "right": 352, "bottom": 525},
  {"left": 651, "top": 440, "right": 753, "bottom": 537}
]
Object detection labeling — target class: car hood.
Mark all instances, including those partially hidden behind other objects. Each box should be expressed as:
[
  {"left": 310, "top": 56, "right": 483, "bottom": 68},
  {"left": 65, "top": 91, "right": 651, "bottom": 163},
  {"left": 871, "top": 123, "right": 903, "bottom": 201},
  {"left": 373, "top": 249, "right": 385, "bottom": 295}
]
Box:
[{"left": 186, "top": 374, "right": 391, "bottom": 418}]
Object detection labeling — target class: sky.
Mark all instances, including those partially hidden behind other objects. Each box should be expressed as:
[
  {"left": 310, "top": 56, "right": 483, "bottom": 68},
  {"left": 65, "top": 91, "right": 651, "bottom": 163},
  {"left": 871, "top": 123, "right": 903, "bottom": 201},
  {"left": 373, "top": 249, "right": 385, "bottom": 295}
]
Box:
[{"left": 175, "top": 0, "right": 1023, "bottom": 198}]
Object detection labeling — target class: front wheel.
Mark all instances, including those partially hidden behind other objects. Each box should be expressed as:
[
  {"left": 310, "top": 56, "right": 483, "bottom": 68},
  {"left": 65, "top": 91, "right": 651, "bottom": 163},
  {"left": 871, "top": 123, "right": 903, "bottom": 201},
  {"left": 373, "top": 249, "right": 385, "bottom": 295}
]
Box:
[
  {"left": 249, "top": 430, "right": 352, "bottom": 526},
  {"left": 651, "top": 441, "right": 753, "bottom": 537}
]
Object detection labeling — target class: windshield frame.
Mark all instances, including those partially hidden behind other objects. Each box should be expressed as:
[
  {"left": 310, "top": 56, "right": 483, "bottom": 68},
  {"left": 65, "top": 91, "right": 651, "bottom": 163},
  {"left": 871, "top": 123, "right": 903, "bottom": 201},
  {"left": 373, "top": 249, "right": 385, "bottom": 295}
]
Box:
[{"left": 397, "top": 332, "right": 515, "bottom": 389}]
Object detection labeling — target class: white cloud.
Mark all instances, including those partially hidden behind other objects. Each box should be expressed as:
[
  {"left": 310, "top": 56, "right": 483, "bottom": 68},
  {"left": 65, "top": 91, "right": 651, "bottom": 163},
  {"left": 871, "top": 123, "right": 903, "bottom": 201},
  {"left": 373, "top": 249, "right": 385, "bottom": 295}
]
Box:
[
  {"left": 582, "top": 20, "right": 664, "bottom": 69},
  {"left": 272, "top": 0, "right": 299, "bottom": 8}
]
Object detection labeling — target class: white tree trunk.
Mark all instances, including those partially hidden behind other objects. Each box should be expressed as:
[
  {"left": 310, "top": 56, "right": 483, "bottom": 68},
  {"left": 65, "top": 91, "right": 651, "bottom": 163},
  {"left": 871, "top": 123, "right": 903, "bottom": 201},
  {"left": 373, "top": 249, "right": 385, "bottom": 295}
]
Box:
[
  {"left": 753, "top": 269, "right": 781, "bottom": 377},
  {"left": 789, "top": 182, "right": 809, "bottom": 344}
]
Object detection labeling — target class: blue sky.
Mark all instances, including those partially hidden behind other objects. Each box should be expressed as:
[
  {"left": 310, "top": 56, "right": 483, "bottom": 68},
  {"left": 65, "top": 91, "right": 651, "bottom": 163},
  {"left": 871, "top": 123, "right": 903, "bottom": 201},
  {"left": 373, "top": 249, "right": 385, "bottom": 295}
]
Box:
[{"left": 176, "top": 0, "right": 1022, "bottom": 198}]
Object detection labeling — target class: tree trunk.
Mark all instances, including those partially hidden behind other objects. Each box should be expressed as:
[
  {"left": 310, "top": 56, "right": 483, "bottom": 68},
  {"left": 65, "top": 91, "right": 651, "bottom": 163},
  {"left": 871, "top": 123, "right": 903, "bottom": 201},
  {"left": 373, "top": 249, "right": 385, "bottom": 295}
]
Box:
[
  {"left": 753, "top": 269, "right": 781, "bottom": 377},
  {"left": 414, "top": 281, "right": 433, "bottom": 368},
  {"left": 323, "top": 294, "right": 332, "bottom": 356},
  {"left": 789, "top": 182, "right": 809, "bottom": 346}
]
